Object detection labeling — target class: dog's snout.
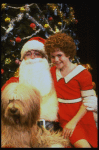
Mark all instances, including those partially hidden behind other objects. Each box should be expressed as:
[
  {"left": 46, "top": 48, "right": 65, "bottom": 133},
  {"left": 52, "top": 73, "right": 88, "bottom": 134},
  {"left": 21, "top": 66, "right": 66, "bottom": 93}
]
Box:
[{"left": 9, "top": 107, "right": 18, "bottom": 114}]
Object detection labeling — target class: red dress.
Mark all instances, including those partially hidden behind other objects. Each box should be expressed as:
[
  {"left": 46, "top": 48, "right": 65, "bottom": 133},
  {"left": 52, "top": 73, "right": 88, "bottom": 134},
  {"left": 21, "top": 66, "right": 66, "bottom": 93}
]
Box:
[{"left": 50, "top": 65, "right": 98, "bottom": 148}]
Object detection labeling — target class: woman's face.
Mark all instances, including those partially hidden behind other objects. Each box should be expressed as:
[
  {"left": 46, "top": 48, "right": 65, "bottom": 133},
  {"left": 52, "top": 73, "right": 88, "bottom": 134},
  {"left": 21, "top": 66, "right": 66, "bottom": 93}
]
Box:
[{"left": 50, "top": 50, "right": 70, "bottom": 70}]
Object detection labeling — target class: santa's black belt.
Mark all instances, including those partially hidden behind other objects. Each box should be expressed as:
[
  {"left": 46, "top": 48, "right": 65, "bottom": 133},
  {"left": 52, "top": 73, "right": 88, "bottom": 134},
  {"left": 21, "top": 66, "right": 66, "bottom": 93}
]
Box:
[{"left": 37, "top": 119, "right": 55, "bottom": 130}]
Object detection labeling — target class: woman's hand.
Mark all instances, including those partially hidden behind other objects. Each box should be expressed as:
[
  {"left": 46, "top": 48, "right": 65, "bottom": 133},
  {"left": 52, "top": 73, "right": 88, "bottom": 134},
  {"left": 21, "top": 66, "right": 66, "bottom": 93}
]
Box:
[
  {"left": 62, "top": 120, "right": 77, "bottom": 139},
  {"left": 62, "top": 104, "right": 87, "bottom": 139}
]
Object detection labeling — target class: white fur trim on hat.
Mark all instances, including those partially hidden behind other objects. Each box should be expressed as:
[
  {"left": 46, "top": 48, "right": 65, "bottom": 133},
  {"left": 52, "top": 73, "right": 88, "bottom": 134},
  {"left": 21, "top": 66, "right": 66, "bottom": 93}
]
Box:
[{"left": 21, "top": 40, "right": 45, "bottom": 60}]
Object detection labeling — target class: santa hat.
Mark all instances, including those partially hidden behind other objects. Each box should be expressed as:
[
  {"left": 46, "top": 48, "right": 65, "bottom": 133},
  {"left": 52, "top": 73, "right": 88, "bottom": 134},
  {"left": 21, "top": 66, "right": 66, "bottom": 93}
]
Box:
[{"left": 21, "top": 37, "right": 47, "bottom": 60}]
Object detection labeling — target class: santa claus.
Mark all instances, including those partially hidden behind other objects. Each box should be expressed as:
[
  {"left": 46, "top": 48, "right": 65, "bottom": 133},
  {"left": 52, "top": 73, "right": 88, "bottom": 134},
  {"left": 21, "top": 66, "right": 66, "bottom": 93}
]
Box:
[
  {"left": 19, "top": 37, "right": 58, "bottom": 129},
  {"left": 2, "top": 37, "right": 59, "bottom": 130},
  {"left": 1, "top": 37, "right": 97, "bottom": 130}
]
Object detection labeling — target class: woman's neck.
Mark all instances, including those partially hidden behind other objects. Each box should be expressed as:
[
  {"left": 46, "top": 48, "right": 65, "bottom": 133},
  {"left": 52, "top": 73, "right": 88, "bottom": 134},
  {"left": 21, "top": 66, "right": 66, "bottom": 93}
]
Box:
[{"left": 60, "top": 62, "right": 77, "bottom": 78}]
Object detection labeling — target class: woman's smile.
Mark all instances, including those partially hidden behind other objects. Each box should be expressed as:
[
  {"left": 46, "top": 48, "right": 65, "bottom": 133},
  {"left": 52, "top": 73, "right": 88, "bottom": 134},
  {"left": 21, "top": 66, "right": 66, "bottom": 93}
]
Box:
[{"left": 50, "top": 51, "right": 70, "bottom": 70}]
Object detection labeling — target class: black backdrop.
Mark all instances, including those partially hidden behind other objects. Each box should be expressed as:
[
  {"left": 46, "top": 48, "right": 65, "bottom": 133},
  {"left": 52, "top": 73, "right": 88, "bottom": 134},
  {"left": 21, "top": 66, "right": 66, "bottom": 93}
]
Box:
[{"left": 68, "top": 2, "right": 98, "bottom": 94}]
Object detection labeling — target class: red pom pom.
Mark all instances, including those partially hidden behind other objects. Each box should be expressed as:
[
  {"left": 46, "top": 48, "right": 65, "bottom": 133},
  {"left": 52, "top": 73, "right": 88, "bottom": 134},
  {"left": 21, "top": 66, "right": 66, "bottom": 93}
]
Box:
[
  {"left": 30, "top": 23, "right": 36, "bottom": 29},
  {"left": 1, "top": 69, "right": 4, "bottom": 74},
  {"left": 15, "top": 36, "right": 21, "bottom": 43}
]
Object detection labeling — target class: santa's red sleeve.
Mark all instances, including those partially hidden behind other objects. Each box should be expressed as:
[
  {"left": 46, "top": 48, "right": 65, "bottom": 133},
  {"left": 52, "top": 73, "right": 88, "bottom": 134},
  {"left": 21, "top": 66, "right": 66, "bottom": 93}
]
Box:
[{"left": 1, "top": 77, "right": 19, "bottom": 91}]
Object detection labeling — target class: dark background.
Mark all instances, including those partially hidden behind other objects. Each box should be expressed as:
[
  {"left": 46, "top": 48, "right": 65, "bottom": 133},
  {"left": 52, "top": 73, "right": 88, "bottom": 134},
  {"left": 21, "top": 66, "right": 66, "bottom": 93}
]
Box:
[{"left": 67, "top": 2, "right": 98, "bottom": 94}]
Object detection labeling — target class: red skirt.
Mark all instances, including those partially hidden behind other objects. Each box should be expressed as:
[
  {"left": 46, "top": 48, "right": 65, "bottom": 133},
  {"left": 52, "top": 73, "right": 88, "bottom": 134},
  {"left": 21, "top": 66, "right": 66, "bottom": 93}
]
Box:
[{"left": 58, "top": 103, "right": 98, "bottom": 148}]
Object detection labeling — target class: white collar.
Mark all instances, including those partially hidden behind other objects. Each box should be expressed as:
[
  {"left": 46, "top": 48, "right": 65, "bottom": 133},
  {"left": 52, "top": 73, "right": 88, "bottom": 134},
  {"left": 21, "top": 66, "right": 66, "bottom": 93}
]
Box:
[{"left": 56, "top": 65, "right": 86, "bottom": 83}]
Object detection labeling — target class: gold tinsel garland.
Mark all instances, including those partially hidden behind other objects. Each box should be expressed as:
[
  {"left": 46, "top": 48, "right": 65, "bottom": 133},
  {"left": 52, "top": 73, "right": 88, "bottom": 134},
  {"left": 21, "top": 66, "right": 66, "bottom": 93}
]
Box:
[{"left": 14, "top": 68, "right": 19, "bottom": 77}]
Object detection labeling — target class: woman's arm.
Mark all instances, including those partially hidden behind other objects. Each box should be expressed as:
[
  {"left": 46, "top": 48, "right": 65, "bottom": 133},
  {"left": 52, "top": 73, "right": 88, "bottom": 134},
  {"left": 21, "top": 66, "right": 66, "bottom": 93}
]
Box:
[
  {"left": 70, "top": 103, "right": 87, "bottom": 124},
  {"left": 62, "top": 103, "right": 87, "bottom": 138}
]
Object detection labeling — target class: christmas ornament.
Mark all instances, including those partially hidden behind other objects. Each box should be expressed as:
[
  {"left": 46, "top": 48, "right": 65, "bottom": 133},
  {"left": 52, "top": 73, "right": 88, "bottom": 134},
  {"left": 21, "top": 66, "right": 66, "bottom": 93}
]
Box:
[
  {"left": 58, "top": 22, "right": 62, "bottom": 26},
  {"left": 15, "top": 36, "right": 21, "bottom": 43},
  {"left": 1, "top": 69, "right": 4, "bottom": 74},
  {"left": 5, "top": 17, "right": 11, "bottom": 23},
  {"left": 5, "top": 58, "right": 11, "bottom": 64},
  {"left": 14, "top": 68, "right": 19, "bottom": 77},
  {"left": 1, "top": 3, "right": 7, "bottom": 9},
  {"left": 20, "top": 7, "right": 25, "bottom": 13},
  {"left": 26, "top": 13, "right": 45, "bottom": 31},
  {"left": 30, "top": 23, "right": 36, "bottom": 29},
  {"left": 48, "top": 17, "right": 53, "bottom": 21},
  {"left": 44, "top": 24, "right": 49, "bottom": 28}
]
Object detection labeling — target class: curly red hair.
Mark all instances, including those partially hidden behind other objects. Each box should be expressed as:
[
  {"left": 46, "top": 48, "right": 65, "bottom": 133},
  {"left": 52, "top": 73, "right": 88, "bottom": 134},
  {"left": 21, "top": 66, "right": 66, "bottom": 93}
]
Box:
[{"left": 44, "top": 33, "right": 76, "bottom": 59}]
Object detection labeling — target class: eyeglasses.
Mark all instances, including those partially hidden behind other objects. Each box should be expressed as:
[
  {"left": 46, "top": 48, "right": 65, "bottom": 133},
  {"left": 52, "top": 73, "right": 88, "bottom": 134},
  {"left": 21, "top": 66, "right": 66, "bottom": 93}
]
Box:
[{"left": 24, "top": 50, "right": 44, "bottom": 59}]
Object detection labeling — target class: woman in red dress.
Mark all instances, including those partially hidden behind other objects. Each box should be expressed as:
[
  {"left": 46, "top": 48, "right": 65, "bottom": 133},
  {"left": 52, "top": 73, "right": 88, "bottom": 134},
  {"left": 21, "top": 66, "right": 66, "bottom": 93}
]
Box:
[{"left": 44, "top": 33, "right": 98, "bottom": 148}]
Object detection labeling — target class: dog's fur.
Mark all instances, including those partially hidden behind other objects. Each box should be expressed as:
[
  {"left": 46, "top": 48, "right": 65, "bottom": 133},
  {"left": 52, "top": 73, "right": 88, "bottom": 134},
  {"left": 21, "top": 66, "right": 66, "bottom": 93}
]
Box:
[
  {"left": 1, "top": 82, "right": 71, "bottom": 148},
  {"left": 1, "top": 83, "right": 41, "bottom": 148}
]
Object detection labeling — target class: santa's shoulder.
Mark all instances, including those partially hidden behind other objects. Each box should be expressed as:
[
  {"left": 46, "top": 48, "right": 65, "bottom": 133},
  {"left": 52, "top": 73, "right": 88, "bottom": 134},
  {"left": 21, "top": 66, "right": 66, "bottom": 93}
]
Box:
[{"left": 1, "top": 77, "right": 19, "bottom": 91}]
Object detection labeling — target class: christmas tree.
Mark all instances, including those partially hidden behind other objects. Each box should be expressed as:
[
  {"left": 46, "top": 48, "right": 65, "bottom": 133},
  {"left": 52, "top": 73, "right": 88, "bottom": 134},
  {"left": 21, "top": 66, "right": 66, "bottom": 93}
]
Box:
[{"left": 1, "top": 3, "right": 81, "bottom": 87}]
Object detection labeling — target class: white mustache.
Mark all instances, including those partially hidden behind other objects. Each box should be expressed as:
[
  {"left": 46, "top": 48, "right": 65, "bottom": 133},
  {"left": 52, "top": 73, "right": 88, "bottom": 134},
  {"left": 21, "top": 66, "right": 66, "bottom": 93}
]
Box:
[{"left": 25, "top": 58, "right": 44, "bottom": 65}]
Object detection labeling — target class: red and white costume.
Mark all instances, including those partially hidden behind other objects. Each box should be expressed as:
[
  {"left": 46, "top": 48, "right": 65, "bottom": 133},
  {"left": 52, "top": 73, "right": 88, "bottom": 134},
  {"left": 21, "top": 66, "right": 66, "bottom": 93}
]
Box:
[
  {"left": 50, "top": 65, "right": 98, "bottom": 148},
  {"left": 1, "top": 77, "right": 19, "bottom": 92},
  {"left": 1, "top": 64, "right": 98, "bottom": 147}
]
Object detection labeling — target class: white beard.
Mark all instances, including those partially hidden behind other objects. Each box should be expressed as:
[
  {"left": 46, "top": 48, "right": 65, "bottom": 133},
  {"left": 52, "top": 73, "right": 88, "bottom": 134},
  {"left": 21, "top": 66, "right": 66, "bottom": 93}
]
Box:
[
  {"left": 19, "top": 58, "right": 58, "bottom": 121},
  {"left": 19, "top": 58, "right": 52, "bottom": 97}
]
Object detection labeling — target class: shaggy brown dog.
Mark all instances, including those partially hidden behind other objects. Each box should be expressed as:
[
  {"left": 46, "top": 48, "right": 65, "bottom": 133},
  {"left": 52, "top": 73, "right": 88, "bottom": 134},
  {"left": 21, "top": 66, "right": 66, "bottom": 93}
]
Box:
[
  {"left": 1, "top": 83, "right": 41, "bottom": 148},
  {"left": 1, "top": 83, "right": 71, "bottom": 148}
]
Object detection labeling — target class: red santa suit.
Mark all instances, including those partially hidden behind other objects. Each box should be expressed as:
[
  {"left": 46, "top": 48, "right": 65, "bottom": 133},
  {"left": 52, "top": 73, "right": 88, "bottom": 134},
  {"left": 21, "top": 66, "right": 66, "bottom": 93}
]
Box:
[
  {"left": 50, "top": 65, "right": 98, "bottom": 148},
  {"left": 1, "top": 77, "right": 19, "bottom": 91}
]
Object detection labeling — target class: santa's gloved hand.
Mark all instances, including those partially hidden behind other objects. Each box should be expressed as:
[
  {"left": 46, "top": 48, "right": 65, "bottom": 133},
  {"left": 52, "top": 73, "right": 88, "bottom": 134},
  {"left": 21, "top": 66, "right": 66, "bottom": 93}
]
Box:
[{"left": 83, "top": 96, "right": 97, "bottom": 112}]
